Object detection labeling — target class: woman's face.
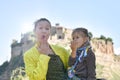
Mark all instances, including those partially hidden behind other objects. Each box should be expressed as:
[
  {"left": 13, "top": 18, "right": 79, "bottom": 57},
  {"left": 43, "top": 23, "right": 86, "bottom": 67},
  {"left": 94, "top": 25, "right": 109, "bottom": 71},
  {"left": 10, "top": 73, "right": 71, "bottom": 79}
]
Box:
[{"left": 34, "top": 21, "right": 51, "bottom": 43}]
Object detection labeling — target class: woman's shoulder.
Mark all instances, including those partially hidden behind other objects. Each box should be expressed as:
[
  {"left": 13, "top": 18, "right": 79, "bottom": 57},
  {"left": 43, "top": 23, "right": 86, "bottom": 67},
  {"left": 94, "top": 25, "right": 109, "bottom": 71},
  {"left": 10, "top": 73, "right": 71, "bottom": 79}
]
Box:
[{"left": 24, "top": 46, "right": 36, "bottom": 57}]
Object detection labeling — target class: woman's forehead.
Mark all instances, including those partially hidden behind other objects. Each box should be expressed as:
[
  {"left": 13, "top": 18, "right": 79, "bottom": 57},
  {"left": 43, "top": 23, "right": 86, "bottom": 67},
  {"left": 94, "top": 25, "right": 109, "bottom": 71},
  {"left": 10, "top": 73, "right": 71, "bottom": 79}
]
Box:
[
  {"left": 38, "top": 21, "right": 50, "bottom": 25},
  {"left": 36, "top": 21, "right": 51, "bottom": 27}
]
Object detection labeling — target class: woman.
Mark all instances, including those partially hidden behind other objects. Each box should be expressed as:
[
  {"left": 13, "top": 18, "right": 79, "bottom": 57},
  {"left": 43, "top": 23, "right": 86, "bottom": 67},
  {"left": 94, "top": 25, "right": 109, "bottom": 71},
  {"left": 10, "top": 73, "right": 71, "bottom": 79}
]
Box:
[{"left": 24, "top": 18, "right": 69, "bottom": 80}]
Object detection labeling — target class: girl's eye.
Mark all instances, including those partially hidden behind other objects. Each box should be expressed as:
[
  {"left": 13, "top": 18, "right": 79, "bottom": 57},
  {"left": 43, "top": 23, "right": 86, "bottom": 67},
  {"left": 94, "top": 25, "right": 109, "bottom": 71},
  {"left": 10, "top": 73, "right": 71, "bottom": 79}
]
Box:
[
  {"left": 72, "top": 36, "right": 79, "bottom": 40},
  {"left": 72, "top": 37, "right": 75, "bottom": 40},
  {"left": 77, "top": 36, "right": 79, "bottom": 39}
]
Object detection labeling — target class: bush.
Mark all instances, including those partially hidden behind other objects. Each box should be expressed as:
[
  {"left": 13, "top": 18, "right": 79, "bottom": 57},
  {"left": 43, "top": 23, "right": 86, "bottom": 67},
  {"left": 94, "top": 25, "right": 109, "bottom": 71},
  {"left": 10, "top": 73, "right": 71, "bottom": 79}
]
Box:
[
  {"left": 106, "top": 37, "right": 113, "bottom": 42},
  {"left": 10, "top": 67, "right": 27, "bottom": 80},
  {"left": 100, "top": 35, "right": 106, "bottom": 40},
  {"left": 88, "top": 32, "right": 93, "bottom": 40}
]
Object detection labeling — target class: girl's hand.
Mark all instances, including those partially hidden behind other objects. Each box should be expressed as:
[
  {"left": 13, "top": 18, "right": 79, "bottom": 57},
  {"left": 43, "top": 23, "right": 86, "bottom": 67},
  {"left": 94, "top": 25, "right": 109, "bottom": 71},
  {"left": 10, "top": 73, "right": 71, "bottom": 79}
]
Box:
[{"left": 70, "top": 40, "right": 79, "bottom": 58}]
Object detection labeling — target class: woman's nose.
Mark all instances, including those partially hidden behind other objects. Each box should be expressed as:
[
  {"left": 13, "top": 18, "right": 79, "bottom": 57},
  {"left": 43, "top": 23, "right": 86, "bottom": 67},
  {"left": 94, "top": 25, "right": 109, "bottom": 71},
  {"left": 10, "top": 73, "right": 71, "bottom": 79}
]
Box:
[{"left": 42, "top": 29, "right": 46, "bottom": 33}]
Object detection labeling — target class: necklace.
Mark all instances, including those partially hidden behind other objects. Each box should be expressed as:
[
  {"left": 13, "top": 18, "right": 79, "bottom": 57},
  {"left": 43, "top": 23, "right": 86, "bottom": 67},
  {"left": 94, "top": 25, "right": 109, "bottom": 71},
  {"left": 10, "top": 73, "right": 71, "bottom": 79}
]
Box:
[{"left": 37, "top": 45, "right": 54, "bottom": 55}]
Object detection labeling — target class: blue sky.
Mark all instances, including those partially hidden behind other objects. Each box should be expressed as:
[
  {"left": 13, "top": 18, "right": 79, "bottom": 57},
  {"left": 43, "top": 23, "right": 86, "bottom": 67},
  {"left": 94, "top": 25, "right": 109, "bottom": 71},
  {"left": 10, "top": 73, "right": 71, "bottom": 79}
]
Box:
[{"left": 0, "top": 0, "right": 120, "bottom": 65}]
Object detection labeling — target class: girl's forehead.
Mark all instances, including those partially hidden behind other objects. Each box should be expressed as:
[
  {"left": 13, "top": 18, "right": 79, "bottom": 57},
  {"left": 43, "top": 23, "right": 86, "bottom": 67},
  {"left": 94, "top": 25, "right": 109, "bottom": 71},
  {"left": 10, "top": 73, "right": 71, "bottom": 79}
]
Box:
[{"left": 72, "top": 31, "right": 84, "bottom": 36}]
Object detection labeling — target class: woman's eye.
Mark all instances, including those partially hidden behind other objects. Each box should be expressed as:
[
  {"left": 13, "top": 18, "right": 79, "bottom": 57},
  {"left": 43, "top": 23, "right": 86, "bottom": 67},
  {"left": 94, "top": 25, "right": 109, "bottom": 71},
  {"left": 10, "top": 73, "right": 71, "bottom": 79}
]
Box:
[
  {"left": 39, "top": 27, "right": 42, "bottom": 29},
  {"left": 46, "top": 28, "right": 49, "bottom": 30}
]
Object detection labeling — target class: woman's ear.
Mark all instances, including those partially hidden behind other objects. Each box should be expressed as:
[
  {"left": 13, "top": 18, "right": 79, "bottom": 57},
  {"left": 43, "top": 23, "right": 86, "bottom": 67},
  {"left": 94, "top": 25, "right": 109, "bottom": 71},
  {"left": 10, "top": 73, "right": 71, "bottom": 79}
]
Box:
[{"left": 33, "top": 28, "right": 36, "bottom": 33}]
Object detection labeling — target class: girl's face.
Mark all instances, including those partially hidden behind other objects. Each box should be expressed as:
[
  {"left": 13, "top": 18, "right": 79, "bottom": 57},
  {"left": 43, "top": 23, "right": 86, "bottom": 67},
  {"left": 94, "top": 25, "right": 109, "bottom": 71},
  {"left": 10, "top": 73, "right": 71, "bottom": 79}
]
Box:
[
  {"left": 72, "top": 31, "right": 88, "bottom": 48},
  {"left": 34, "top": 21, "right": 51, "bottom": 43}
]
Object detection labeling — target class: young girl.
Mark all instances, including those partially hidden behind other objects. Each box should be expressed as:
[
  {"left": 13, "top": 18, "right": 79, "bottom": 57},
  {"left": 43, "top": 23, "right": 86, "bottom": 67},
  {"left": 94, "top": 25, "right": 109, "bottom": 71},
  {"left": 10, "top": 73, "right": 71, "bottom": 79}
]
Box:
[{"left": 68, "top": 28, "right": 96, "bottom": 80}]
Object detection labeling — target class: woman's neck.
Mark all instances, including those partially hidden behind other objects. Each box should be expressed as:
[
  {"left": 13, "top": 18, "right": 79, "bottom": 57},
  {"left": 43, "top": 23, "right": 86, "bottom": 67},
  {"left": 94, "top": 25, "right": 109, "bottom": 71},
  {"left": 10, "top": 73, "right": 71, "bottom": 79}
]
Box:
[
  {"left": 37, "top": 41, "right": 49, "bottom": 48},
  {"left": 36, "top": 41, "right": 54, "bottom": 55}
]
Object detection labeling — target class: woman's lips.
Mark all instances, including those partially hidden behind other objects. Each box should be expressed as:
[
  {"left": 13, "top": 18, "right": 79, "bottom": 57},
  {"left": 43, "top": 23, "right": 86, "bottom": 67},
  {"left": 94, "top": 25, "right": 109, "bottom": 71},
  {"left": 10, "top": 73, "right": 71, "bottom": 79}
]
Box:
[{"left": 42, "top": 35, "right": 45, "bottom": 39}]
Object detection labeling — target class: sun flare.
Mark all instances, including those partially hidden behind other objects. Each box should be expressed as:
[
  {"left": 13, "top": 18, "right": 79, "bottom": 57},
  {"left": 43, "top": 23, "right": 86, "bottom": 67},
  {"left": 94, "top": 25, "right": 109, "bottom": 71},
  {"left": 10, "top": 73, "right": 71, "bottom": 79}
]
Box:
[{"left": 21, "top": 22, "right": 34, "bottom": 33}]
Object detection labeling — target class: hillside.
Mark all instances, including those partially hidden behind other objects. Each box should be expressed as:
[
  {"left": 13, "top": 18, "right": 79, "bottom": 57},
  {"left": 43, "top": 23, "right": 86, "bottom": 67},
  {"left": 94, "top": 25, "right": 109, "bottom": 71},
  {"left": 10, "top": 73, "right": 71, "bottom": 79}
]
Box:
[{"left": 0, "top": 26, "right": 120, "bottom": 80}]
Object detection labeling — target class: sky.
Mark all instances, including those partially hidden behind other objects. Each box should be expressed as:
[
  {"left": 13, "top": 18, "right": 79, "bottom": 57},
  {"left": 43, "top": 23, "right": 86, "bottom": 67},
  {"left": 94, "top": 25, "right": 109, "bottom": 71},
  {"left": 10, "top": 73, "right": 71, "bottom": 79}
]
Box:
[{"left": 0, "top": 0, "right": 120, "bottom": 65}]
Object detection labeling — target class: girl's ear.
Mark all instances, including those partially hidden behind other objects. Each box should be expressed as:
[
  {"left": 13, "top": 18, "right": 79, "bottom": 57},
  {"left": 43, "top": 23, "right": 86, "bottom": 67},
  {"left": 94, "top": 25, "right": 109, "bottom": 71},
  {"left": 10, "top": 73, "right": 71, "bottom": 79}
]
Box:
[
  {"left": 87, "top": 37, "right": 89, "bottom": 41},
  {"left": 84, "top": 37, "right": 89, "bottom": 42}
]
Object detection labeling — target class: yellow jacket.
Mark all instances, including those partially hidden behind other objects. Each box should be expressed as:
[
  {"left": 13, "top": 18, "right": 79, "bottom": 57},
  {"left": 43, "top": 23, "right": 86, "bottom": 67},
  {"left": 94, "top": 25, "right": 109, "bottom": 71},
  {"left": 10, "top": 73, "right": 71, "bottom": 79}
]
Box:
[{"left": 24, "top": 44, "right": 69, "bottom": 80}]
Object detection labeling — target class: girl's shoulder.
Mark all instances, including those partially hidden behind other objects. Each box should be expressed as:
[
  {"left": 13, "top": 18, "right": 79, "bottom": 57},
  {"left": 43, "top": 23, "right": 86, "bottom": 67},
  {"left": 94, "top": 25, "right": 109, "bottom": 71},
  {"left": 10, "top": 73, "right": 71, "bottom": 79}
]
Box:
[{"left": 87, "top": 48, "right": 95, "bottom": 57}]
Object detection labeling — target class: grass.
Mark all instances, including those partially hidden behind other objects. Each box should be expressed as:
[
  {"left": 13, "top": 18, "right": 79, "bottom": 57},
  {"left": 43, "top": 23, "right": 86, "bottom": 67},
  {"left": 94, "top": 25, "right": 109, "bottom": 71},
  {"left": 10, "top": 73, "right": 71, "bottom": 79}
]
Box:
[
  {"left": 96, "top": 63, "right": 104, "bottom": 78},
  {"left": 110, "top": 71, "right": 120, "bottom": 80}
]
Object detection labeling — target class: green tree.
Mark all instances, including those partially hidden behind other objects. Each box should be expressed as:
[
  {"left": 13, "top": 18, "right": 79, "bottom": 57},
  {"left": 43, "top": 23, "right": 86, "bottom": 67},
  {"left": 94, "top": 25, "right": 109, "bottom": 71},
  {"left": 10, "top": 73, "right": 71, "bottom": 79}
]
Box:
[
  {"left": 106, "top": 37, "right": 113, "bottom": 42},
  {"left": 100, "top": 35, "right": 106, "bottom": 40},
  {"left": 88, "top": 32, "right": 93, "bottom": 40}
]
